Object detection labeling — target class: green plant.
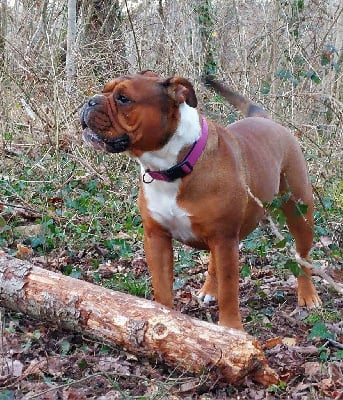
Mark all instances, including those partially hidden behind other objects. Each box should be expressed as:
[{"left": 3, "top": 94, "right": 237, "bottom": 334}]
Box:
[
  {"left": 103, "top": 273, "right": 150, "bottom": 298},
  {"left": 242, "top": 227, "right": 270, "bottom": 258},
  {"left": 0, "top": 390, "right": 15, "bottom": 400},
  {"left": 240, "top": 264, "right": 251, "bottom": 278},
  {"left": 305, "top": 309, "right": 341, "bottom": 325},
  {"left": 308, "top": 321, "right": 335, "bottom": 341},
  {"left": 175, "top": 248, "right": 197, "bottom": 271},
  {"left": 268, "top": 381, "right": 287, "bottom": 394}
]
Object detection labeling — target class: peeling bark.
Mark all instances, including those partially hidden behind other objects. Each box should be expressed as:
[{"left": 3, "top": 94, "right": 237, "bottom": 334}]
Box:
[{"left": 0, "top": 253, "right": 278, "bottom": 385}]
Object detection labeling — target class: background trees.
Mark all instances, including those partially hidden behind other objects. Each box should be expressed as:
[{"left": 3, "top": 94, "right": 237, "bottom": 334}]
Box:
[{"left": 1, "top": 0, "right": 341, "bottom": 208}]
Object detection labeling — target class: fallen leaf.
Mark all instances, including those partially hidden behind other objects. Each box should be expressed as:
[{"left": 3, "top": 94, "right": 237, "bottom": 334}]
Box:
[
  {"left": 96, "top": 390, "right": 124, "bottom": 400},
  {"left": 303, "top": 361, "right": 321, "bottom": 377},
  {"left": 263, "top": 337, "right": 282, "bottom": 349},
  {"left": 12, "top": 360, "right": 24, "bottom": 377},
  {"left": 178, "top": 379, "right": 199, "bottom": 393},
  {"left": 317, "top": 236, "right": 333, "bottom": 247},
  {"left": 98, "top": 356, "right": 130, "bottom": 375},
  {"left": 62, "top": 388, "right": 87, "bottom": 400},
  {"left": 282, "top": 337, "right": 297, "bottom": 346},
  {"left": 115, "top": 231, "right": 131, "bottom": 239},
  {"left": 23, "top": 359, "right": 47, "bottom": 378},
  {"left": 14, "top": 224, "right": 42, "bottom": 238},
  {"left": 16, "top": 243, "right": 33, "bottom": 259}
]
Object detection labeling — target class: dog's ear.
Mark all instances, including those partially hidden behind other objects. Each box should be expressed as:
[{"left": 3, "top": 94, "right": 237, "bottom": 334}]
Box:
[
  {"left": 140, "top": 70, "right": 159, "bottom": 78},
  {"left": 103, "top": 78, "right": 122, "bottom": 93},
  {"left": 164, "top": 77, "right": 198, "bottom": 108}
]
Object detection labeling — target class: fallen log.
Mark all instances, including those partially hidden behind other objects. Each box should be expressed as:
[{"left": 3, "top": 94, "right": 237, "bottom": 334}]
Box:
[{"left": 0, "top": 253, "right": 278, "bottom": 385}]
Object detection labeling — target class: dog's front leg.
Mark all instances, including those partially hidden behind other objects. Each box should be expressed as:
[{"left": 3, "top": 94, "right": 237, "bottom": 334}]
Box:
[
  {"left": 144, "top": 228, "right": 174, "bottom": 308},
  {"left": 210, "top": 237, "right": 243, "bottom": 331}
]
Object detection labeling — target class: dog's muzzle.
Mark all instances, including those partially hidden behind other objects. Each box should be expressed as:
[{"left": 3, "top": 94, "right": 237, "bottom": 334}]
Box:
[{"left": 80, "top": 97, "right": 131, "bottom": 153}]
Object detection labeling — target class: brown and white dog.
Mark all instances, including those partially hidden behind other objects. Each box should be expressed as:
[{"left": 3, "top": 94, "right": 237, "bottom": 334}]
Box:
[{"left": 81, "top": 71, "right": 321, "bottom": 330}]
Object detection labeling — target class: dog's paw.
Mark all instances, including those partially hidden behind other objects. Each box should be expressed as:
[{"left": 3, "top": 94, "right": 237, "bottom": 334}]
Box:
[
  {"left": 297, "top": 279, "right": 322, "bottom": 308},
  {"left": 198, "top": 292, "right": 216, "bottom": 304},
  {"left": 198, "top": 272, "right": 218, "bottom": 304},
  {"left": 298, "top": 292, "right": 322, "bottom": 308}
]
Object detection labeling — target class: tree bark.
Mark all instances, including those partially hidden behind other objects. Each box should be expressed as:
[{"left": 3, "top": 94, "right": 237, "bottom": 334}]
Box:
[
  {"left": 0, "top": 253, "right": 278, "bottom": 386},
  {"left": 0, "top": 0, "right": 7, "bottom": 71},
  {"left": 66, "top": 0, "right": 77, "bottom": 94},
  {"left": 333, "top": 1, "right": 343, "bottom": 100}
]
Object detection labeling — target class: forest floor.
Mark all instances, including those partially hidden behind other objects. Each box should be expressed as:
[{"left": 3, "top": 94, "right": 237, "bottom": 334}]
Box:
[
  {"left": 0, "top": 134, "right": 342, "bottom": 399},
  {"left": 1, "top": 242, "right": 342, "bottom": 399}
]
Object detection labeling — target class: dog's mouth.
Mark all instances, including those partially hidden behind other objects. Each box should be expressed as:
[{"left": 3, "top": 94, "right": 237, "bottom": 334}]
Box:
[
  {"left": 81, "top": 107, "right": 130, "bottom": 154},
  {"left": 82, "top": 128, "right": 130, "bottom": 153}
]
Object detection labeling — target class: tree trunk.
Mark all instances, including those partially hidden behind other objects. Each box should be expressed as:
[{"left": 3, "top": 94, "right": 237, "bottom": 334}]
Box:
[
  {"left": 197, "top": 0, "right": 218, "bottom": 75},
  {"left": 0, "top": 253, "right": 278, "bottom": 386},
  {"left": 0, "top": 0, "right": 7, "bottom": 71},
  {"left": 333, "top": 1, "right": 343, "bottom": 100},
  {"left": 66, "top": 0, "right": 77, "bottom": 93}
]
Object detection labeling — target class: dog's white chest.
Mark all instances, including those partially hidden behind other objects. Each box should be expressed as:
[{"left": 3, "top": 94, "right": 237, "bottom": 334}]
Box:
[
  {"left": 137, "top": 103, "right": 200, "bottom": 243},
  {"left": 142, "top": 180, "right": 196, "bottom": 243}
]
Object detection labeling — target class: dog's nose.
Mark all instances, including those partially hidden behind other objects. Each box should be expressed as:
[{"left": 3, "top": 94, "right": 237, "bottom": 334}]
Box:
[
  {"left": 87, "top": 95, "right": 103, "bottom": 108},
  {"left": 88, "top": 98, "right": 98, "bottom": 107}
]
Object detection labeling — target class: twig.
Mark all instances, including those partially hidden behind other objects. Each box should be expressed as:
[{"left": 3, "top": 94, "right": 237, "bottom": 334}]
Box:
[
  {"left": 0, "top": 202, "right": 40, "bottom": 214},
  {"left": 70, "top": 147, "right": 111, "bottom": 185},
  {"left": 24, "top": 372, "right": 102, "bottom": 399},
  {"left": 327, "top": 338, "right": 343, "bottom": 350},
  {"left": 246, "top": 186, "right": 343, "bottom": 295},
  {"left": 24, "top": 366, "right": 173, "bottom": 399},
  {"left": 124, "top": 0, "right": 142, "bottom": 70},
  {"left": 267, "top": 214, "right": 343, "bottom": 294},
  {"left": 294, "top": 253, "right": 343, "bottom": 295}
]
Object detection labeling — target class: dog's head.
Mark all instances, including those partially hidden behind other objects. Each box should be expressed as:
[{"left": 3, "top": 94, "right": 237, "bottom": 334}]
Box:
[{"left": 81, "top": 71, "right": 198, "bottom": 156}]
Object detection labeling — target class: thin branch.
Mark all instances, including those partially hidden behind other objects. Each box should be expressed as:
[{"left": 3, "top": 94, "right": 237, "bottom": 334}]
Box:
[
  {"left": 246, "top": 186, "right": 343, "bottom": 295},
  {"left": 124, "top": 0, "right": 141, "bottom": 70}
]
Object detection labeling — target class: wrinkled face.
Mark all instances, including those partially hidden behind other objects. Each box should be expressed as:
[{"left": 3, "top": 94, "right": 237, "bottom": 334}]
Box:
[{"left": 80, "top": 71, "right": 197, "bottom": 156}]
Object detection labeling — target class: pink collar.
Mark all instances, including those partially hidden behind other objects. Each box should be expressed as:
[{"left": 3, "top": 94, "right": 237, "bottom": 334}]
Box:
[{"left": 143, "top": 117, "right": 208, "bottom": 183}]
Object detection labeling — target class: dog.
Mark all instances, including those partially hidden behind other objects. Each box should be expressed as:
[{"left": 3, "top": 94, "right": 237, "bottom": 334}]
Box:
[{"left": 81, "top": 71, "right": 321, "bottom": 330}]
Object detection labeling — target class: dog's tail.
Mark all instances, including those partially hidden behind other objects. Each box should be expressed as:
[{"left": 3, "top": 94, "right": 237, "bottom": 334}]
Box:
[{"left": 203, "top": 75, "right": 270, "bottom": 119}]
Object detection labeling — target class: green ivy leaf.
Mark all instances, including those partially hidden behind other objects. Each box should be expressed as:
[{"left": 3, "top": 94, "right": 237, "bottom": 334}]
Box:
[
  {"left": 60, "top": 339, "right": 71, "bottom": 356},
  {"left": 30, "top": 236, "right": 45, "bottom": 248},
  {"left": 0, "top": 215, "right": 7, "bottom": 230},
  {"left": 307, "top": 70, "right": 321, "bottom": 84},
  {"left": 78, "top": 358, "right": 89, "bottom": 370},
  {"left": 284, "top": 259, "right": 302, "bottom": 276},
  {"left": 276, "top": 69, "right": 292, "bottom": 81},
  {"left": 297, "top": 0, "right": 305, "bottom": 11},
  {"left": 0, "top": 390, "right": 15, "bottom": 400},
  {"left": 308, "top": 321, "right": 335, "bottom": 340},
  {"left": 296, "top": 202, "right": 308, "bottom": 216},
  {"left": 276, "top": 239, "right": 287, "bottom": 248},
  {"left": 240, "top": 264, "right": 251, "bottom": 278},
  {"left": 260, "top": 80, "right": 270, "bottom": 95}
]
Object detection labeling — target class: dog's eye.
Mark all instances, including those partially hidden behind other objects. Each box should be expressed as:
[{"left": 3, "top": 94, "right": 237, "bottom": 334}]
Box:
[{"left": 115, "top": 93, "right": 131, "bottom": 104}]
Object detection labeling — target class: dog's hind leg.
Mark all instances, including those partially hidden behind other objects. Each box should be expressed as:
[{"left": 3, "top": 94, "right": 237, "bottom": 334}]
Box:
[
  {"left": 198, "top": 253, "right": 218, "bottom": 304},
  {"left": 280, "top": 173, "right": 322, "bottom": 308}
]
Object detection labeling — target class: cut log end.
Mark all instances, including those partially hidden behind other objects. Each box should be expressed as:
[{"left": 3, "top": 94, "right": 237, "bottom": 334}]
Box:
[{"left": 252, "top": 365, "right": 279, "bottom": 386}]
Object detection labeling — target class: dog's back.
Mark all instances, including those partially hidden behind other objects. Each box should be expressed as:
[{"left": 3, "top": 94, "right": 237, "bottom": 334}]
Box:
[{"left": 204, "top": 75, "right": 270, "bottom": 119}]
